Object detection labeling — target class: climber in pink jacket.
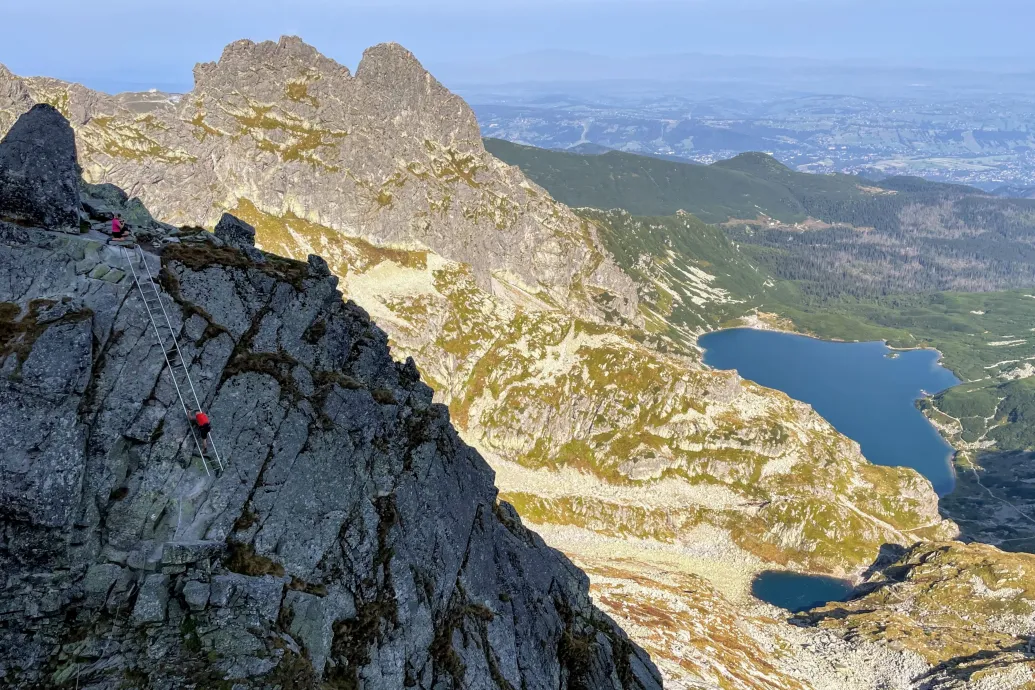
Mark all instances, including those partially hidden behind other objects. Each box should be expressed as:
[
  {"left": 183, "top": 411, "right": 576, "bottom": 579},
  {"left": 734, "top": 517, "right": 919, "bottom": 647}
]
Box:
[{"left": 111, "top": 214, "right": 127, "bottom": 239}]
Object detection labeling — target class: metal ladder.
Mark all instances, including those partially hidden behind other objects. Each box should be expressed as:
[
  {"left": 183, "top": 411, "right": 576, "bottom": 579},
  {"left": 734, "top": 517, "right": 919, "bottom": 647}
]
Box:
[{"left": 121, "top": 244, "right": 225, "bottom": 475}]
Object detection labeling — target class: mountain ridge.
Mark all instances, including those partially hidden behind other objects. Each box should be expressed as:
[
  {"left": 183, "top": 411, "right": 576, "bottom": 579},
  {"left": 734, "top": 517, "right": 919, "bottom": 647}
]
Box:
[
  {"left": 0, "top": 36, "right": 640, "bottom": 327},
  {"left": 9, "top": 38, "right": 1035, "bottom": 689}
]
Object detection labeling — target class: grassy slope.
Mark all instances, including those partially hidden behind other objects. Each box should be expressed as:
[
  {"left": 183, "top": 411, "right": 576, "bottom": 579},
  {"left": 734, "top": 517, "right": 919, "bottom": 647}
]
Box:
[
  {"left": 583, "top": 209, "right": 774, "bottom": 340},
  {"left": 485, "top": 138, "right": 809, "bottom": 223},
  {"left": 587, "top": 204, "right": 1035, "bottom": 455},
  {"left": 712, "top": 152, "right": 871, "bottom": 202}
]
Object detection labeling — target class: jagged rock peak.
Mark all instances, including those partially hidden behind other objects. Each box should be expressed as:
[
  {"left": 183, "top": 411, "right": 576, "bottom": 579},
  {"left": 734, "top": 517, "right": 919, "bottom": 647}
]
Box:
[
  {"left": 0, "top": 68, "right": 35, "bottom": 134},
  {"left": 193, "top": 35, "right": 352, "bottom": 88},
  {"left": 189, "top": 35, "right": 480, "bottom": 145},
  {"left": 0, "top": 103, "right": 81, "bottom": 232},
  {"left": 355, "top": 42, "right": 481, "bottom": 142},
  {"left": 0, "top": 63, "right": 22, "bottom": 87}
]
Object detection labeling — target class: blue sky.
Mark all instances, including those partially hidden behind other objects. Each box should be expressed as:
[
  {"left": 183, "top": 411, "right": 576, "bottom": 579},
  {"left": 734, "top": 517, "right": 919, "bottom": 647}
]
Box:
[{"left": 2, "top": 0, "right": 1033, "bottom": 92}]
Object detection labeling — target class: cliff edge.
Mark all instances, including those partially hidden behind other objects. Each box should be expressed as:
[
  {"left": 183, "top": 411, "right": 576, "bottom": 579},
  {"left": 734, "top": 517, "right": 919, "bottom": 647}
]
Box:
[{"left": 0, "top": 105, "right": 662, "bottom": 689}]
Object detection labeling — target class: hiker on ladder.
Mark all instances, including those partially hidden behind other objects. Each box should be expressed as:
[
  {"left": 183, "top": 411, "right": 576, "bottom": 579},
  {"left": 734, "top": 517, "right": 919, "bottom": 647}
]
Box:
[
  {"left": 121, "top": 244, "right": 225, "bottom": 475},
  {"left": 193, "top": 410, "right": 212, "bottom": 453}
]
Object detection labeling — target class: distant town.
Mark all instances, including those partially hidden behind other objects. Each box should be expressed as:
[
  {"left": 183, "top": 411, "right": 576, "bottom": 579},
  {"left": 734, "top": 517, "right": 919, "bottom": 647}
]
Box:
[{"left": 470, "top": 92, "right": 1035, "bottom": 193}]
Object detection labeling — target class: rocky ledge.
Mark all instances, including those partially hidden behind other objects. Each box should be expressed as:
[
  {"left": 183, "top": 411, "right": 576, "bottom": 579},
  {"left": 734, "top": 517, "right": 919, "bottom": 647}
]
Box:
[{"left": 0, "top": 106, "right": 662, "bottom": 689}]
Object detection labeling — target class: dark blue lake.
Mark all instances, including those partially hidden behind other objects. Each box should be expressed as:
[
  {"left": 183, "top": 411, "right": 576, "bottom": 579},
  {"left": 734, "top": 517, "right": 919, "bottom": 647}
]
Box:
[
  {"left": 751, "top": 571, "right": 855, "bottom": 612},
  {"left": 699, "top": 328, "right": 961, "bottom": 495}
]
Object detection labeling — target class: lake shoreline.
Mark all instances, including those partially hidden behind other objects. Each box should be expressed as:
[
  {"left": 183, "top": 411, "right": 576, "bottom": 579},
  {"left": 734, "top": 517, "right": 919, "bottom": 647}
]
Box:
[
  {"left": 727, "top": 311, "right": 957, "bottom": 364},
  {"left": 712, "top": 314, "right": 968, "bottom": 477},
  {"left": 699, "top": 325, "right": 961, "bottom": 496}
]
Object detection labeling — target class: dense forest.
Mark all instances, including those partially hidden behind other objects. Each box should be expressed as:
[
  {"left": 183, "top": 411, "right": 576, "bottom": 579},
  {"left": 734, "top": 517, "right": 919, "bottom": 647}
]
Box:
[{"left": 733, "top": 194, "right": 1035, "bottom": 299}]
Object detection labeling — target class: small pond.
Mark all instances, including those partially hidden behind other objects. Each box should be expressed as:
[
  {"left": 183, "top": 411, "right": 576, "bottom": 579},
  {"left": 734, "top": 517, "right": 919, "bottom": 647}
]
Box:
[{"left": 751, "top": 571, "right": 856, "bottom": 612}]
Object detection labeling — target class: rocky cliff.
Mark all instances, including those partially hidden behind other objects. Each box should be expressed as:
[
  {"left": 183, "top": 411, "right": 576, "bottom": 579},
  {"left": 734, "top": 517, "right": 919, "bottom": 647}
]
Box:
[
  {"left": 0, "top": 37, "right": 638, "bottom": 325},
  {"left": 802, "top": 542, "right": 1035, "bottom": 688},
  {"left": 0, "top": 106, "right": 662, "bottom": 689}
]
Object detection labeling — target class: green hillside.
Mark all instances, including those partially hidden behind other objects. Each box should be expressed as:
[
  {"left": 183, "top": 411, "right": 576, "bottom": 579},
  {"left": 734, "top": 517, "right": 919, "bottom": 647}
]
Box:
[
  {"left": 712, "top": 152, "right": 869, "bottom": 201},
  {"left": 485, "top": 138, "right": 808, "bottom": 223},
  {"left": 584, "top": 209, "right": 777, "bottom": 341},
  {"left": 486, "top": 140, "right": 990, "bottom": 233}
]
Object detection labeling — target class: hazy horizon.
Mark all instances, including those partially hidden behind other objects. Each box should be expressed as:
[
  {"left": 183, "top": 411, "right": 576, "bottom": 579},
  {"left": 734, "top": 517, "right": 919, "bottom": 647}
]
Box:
[{"left": 3, "top": 0, "right": 1035, "bottom": 94}]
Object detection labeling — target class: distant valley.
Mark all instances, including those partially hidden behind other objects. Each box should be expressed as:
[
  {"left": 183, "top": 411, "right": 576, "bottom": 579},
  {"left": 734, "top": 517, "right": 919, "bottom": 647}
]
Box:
[
  {"left": 474, "top": 90, "right": 1035, "bottom": 189},
  {"left": 489, "top": 137, "right": 1035, "bottom": 553}
]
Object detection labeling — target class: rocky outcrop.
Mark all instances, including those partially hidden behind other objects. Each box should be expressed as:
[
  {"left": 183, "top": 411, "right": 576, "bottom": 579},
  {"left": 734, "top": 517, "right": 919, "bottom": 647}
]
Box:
[
  {"left": 800, "top": 542, "right": 1035, "bottom": 689},
  {"left": 0, "top": 64, "right": 32, "bottom": 134},
  {"left": 0, "top": 38, "right": 640, "bottom": 324},
  {"left": 214, "top": 211, "right": 264, "bottom": 264},
  {"left": 0, "top": 195, "right": 661, "bottom": 686},
  {"left": 0, "top": 103, "right": 81, "bottom": 231},
  {"left": 214, "top": 211, "right": 256, "bottom": 249}
]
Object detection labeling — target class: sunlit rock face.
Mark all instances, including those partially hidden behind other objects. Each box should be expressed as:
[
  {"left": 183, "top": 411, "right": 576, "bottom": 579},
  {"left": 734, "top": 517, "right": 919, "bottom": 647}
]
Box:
[{"left": 0, "top": 36, "right": 640, "bottom": 326}]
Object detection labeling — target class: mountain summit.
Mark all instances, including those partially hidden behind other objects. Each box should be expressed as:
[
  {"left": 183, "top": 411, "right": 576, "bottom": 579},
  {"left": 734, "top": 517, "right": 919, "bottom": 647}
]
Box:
[
  {"left": 0, "top": 36, "right": 638, "bottom": 324},
  {"left": 8, "top": 38, "right": 1027, "bottom": 689}
]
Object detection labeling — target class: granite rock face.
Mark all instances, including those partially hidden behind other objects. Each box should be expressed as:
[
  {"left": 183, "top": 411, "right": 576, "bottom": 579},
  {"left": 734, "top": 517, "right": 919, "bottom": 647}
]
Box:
[
  {"left": 0, "top": 37, "right": 640, "bottom": 324},
  {"left": 0, "top": 103, "right": 81, "bottom": 231},
  {"left": 0, "top": 212, "right": 662, "bottom": 688}
]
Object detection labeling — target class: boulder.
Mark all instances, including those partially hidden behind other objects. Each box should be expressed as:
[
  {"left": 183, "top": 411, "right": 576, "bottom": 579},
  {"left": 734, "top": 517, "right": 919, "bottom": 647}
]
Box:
[
  {"left": 307, "top": 253, "right": 330, "bottom": 277},
  {"left": 0, "top": 104, "right": 81, "bottom": 232},
  {"left": 215, "top": 212, "right": 265, "bottom": 262},
  {"left": 214, "top": 213, "right": 256, "bottom": 248},
  {"left": 80, "top": 181, "right": 162, "bottom": 236},
  {"left": 182, "top": 581, "right": 210, "bottom": 611}
]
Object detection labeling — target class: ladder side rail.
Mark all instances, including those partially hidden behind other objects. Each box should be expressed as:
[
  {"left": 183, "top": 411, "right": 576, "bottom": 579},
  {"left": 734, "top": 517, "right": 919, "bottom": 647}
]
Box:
[
  {"left": 205, "top": 433, "right": 225, "bottom": 474},
  {"left": 134, "top": 246, "right": 225, "bottom": 473},
  {"left": 135, "top": 246, "right": 205, "bottom": 411},
  {"left": 122, "top": 247, "right": 211, "bottom": 476}
]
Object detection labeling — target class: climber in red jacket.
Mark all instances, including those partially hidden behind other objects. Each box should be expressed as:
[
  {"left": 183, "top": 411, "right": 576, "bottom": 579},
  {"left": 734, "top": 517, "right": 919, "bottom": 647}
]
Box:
[{"left": 193, "top": 410, "right": 212, "bottom": 453}]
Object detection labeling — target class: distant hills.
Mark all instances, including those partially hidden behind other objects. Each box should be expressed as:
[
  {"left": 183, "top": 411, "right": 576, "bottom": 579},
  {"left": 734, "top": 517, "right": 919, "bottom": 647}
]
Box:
[
  {"left": 485, "top": 138, "right": 808, "bottom": 223},
  {"left": 993, "top": 184, "right": 1035, "bottom": 199},
  {"left": 489, "top": 136, "right": 1035, "bottom": 297},
  {"left": 486, "top": 137, "right": 985, "bottom": 226}
]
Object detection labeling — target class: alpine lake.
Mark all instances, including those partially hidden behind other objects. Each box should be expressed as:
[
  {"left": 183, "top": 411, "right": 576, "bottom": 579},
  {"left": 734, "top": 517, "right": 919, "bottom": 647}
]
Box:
[{"left": 699, "top": 328, "right": 961, "bottom": 612}]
